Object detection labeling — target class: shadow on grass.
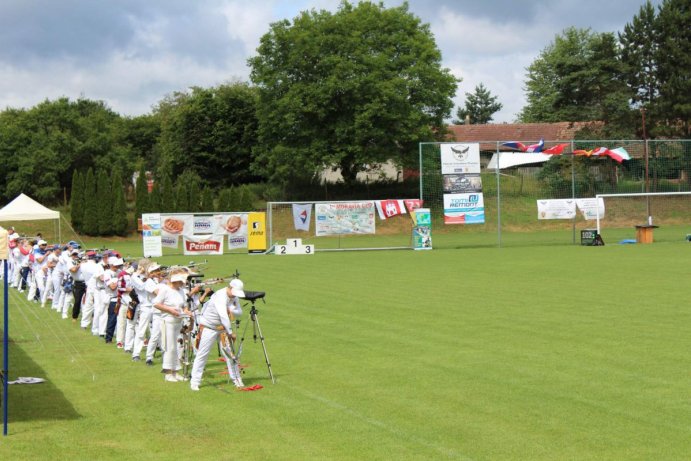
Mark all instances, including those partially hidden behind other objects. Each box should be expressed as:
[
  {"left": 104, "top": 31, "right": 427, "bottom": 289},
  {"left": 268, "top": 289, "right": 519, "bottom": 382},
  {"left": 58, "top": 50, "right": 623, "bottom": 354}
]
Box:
[{"left": 1, "top": 333, "right": 80, "bottom": 423}]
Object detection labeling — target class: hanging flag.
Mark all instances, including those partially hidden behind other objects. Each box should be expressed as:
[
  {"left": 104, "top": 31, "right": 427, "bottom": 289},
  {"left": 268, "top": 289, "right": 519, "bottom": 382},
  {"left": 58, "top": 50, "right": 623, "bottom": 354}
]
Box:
[
  {"left": 292, "top": 203, "right": 312, "bottom": 231},
  {"left": 502, "top": 139, "right": 544, "bottom": 153},
  {"left": 375, "top": 200, "right": 407, "bottom": 220},
  {"left": 542, "top": 143, "right": 569, "bottom": 155},
  {"left": 404, "top": 199, "right": 423, "bottom": 214}
]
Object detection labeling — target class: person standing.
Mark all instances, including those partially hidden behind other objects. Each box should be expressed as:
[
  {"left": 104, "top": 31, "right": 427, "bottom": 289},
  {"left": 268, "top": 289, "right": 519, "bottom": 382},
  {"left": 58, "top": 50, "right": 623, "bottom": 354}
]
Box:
[
  {"left": 189, "top": 279, "right": 246, "bottom": 391},
  {"left": 152, "top": 269, "right": 189, "bottom": 382},
  {"left": 78, "top": 251, "right": 100, "bottom": 330},
  {"left": 103, "top": 256, "right": 122, "bottom": 344}
]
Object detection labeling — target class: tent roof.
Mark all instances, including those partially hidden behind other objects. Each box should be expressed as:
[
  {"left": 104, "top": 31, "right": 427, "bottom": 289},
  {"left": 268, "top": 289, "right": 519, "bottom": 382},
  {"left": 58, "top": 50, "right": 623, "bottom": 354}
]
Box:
[{"left": 0, "top": 193, "right": 60, "bottom": 221}]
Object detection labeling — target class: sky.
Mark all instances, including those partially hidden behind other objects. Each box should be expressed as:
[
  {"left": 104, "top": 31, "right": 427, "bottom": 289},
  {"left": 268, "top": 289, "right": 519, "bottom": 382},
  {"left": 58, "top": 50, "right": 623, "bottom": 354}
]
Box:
[{"left": 0, "top": 0, "right": 661, "bottom": 123}]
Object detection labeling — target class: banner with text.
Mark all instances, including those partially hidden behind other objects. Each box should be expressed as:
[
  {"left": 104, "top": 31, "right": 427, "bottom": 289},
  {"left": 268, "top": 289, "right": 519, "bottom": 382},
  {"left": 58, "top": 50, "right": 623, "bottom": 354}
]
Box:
[
  {"left": 142, "top": 213, "right": 162, "bottom": 257},
  {"left": 537, "top": 199, "right": 577, "bottom": 220},
  {"left": 315, "top": 202, "right": 376, "bottom": 236},
  {"left": 575, "top": 198, "right": 605, "bottom": 220},
  {"left": 183, "top": 234, "right": 224, "bottom": 255},
  {"left": 440, "top": 144, "right": 484, "bottom": 225}
]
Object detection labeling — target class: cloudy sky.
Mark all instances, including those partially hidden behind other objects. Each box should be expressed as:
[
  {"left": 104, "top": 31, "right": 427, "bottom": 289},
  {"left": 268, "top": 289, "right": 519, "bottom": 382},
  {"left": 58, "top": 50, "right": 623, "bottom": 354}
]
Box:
[{"left": 0, "top": 0, "right": 660, "bottom": 123}]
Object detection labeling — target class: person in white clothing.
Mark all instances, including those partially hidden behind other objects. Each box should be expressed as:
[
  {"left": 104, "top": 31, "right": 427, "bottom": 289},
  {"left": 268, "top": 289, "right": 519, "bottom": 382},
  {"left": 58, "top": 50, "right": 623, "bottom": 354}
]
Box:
[
  {"left": 153, "top": 269, "right": 189, "bottom": 382},
  {"left": 78, "top": 252, "right": 100, "bottom": 330},
  {"left": 145, "top": 265, "right": 167, "bottom": 366},
  {"left": 50, "top": 246, "right": 67, "bottom": 311},
  {"left": 60, "top": 250, "right": 82, "bottom": 320},
  {"left": 130, "top": 260, "right": 155, "bottom": 361},
  {"left": 190, "top": 278, "right": 245, "bottom": 391},
  {"left": 40, "top": 251, "right": 59, "bottom": 308},
  {"left": 27, "top": 240, "right": 51, "bottom": 302}
]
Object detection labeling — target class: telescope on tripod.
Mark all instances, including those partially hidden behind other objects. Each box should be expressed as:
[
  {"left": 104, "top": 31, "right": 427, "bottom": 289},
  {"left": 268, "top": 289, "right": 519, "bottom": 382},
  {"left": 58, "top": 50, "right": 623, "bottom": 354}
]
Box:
[{"left": 237, "top": 290, "right": 275, "bottom": 384}]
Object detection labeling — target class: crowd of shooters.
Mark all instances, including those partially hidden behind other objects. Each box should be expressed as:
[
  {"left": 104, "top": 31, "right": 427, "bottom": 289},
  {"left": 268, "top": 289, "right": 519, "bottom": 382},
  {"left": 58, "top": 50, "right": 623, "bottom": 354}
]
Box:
[{"left": 2, "top": 226, "right": 256, "bottom": 392}]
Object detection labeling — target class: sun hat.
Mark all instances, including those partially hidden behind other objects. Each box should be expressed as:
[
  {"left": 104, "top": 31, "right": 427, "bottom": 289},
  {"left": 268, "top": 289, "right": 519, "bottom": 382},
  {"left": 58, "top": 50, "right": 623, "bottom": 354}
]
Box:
[
  {"left": 147, "top": 263, "right": 162, "bottom": 274},
  {"left": 170, "top": 273, "right": 188, "bottom": 283}
]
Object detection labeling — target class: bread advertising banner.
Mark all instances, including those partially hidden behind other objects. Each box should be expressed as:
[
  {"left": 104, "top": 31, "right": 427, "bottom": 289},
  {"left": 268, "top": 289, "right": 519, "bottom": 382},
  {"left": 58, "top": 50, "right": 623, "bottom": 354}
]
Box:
[
  {"left": 182, "top": 234, "right": 224, "bottom": 255},
  {"left": 160, "top": 215, "right": 193, "bottom": 237},
  {"left": 212, "top": 214, "right": 249, "bottom": 249}
]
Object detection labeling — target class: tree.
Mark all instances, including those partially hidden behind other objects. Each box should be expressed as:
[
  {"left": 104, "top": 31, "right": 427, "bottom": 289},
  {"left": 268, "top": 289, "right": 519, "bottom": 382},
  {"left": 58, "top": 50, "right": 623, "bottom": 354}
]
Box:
[
  {"left": 69, "top": 169, "right": 84, "bottom": 232},
  {"left": 155, "top": 83, "right": 260, "bottom": 188},
  {"left": 96, "top": 169, "right": 112, "bottom": 236},
  {"left": 655, "top": 0, "right": 691, "bottom": 135},
  {"left": 249, "top": 1, "right": 457, "bottom": 184},
  {"left": 148, "top": 179, "right": 162, "bottom": 213},
  {"left": 134, "top": 166, "right": 149, "bottom": 220},
  {"left": 111, "top": 168, "right": 128, "bottom": 236},
  {"left": 159, "top": 173, "right": 175, "bottom": 213},
  {"left": 519, "top": 28, "right": 630, "bottom": 131},
  {"left": 200, "top": 187, "right": 214, "bottom": 212},
  {"left": 82, "top": 168, "right": 99, "bottom": 236},
  {"left": 454, "top": 83, "right": 503, "bottom": 124}
]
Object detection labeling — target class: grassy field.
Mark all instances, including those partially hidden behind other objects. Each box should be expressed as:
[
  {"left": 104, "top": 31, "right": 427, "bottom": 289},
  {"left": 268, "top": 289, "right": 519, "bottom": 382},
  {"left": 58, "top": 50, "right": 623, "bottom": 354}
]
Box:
[{"left": 1, "top": 234, "right": 690, "bottom": 460}]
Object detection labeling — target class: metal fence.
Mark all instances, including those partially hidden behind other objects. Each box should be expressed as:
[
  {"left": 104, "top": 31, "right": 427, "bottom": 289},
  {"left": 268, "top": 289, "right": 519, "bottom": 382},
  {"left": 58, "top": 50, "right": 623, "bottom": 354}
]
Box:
[{"left": 419, "top": 139, "right": 691, "bottom": 247}]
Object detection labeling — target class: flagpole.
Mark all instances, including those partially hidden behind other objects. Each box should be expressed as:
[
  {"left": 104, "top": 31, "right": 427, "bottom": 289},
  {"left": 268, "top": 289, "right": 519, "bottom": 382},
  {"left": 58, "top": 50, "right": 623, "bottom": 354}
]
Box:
[{"left": 3, "top": 258, "right": 8, "bottom": 436}]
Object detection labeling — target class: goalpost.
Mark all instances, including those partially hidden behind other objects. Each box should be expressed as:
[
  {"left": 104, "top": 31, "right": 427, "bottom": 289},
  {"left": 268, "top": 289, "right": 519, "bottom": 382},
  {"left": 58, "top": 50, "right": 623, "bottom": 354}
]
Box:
[{"left": 595, "top": 191, "right": 691, "bottom": 236}]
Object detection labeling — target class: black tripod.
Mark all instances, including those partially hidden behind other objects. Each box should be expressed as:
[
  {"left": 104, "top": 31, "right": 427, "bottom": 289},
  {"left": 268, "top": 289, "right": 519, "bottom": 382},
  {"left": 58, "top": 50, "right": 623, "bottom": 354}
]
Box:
[{"left": 238, "top": 291, "right": 275, "bottom": 384}]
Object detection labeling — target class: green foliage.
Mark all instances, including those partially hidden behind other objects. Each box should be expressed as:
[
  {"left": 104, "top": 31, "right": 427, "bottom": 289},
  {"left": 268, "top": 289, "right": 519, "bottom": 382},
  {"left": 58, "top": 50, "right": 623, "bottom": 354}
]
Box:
[
  {"left": 155, "top": 83, "right": 260, "bottom": 188},
  {"left": 96, "top": 169, "right": 113, "bottom": 236},
  {"left": 454, "top": 83, "right": 503, "bottom": 124},
  {"left": 249, "top": 1, "right": 457, "bottom": 185},
  {"left": 200, "top": 187, "right": 214, "bottom": 212},
  {"left": 69, "top": 170, "right": 84, "bottom": 232},
  {"left": 111, "top": 169, "right": 128, "bottom": 236},
  {"left": 81, "top": 168, "right": 99, "bottom": 236},
  {"left": 536, "top": 156, "right": 594, "bottom": 198},
  {"left": 519, "top": 28, "right": 629, "bottom": 129},
  {"left": 148, "top": 179, "right": 162, "bottom": 213},
  {"left": 134, "top": 166, "right": 149, "bottom": 219},
  {"left": 159, "top": 173, "right": 175, "bottom": 213}
]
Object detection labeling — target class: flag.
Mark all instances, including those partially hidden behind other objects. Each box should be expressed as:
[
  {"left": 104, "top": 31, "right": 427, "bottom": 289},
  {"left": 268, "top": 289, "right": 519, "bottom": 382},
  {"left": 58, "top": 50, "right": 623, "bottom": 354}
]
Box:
[
  {"left": 375, "top": 200, "right": 407, "bottom": 220},
  {"left": 404, "top": 199, "right": 423, "bottom": 213},
  {"left": 605, "top": 147, "right": 631, "bottom": 163},
  {"left": 502, "top": 138, "right": 544, "bottom": 152},
  {"left": 542, "top": 143, "right": 568, "bottom": 155},
  {"left": 292, "top": 203, "right": 312, "bottom": 231}
]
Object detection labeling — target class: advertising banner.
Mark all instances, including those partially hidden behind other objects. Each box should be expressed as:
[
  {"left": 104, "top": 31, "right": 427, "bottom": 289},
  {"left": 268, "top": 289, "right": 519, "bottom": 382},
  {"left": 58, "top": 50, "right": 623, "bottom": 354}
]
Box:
[
  {"left": 575, "top": 198, "right": 605, "bottom": 220},
  {"left": 160, "top": 214, "right": 193, "bottom": 237},
  {"left": 182, "top": 234, "right": 224, "bottom": 255},
  {"left": 442, "top": 174, "right": 482, "bottom": 193},
  {"left": 161, "top": 234, "right": 179, "bottom": 249},
  {"left": 142, "top": 213, "right": 162, "bottom": 257},
  {"left": 0, "top": 227, "right": 8, "bottom": 259},
  {"left": 411, "top": 208, "right": 432, "bottom": 250},
  {"left": 375, "top": 200, "right": 407, "bottom": 220},
  {"left": 443, "top": 193, "right": 485, "bottom": 224},
  {"left": 315, "top": 202, "right": 376, "bottom": 236},
  {"left": 440, "top": 143, "right": 481, "bottom": 174},
  {"left": 247, "top": 212, "right": 267, "bottom": 253},
  {"left": 537, "top": 199, "right": 577, "bottom": 220},
  {"left": 212, "top": 213, "right": 248, "bottom": 249}
]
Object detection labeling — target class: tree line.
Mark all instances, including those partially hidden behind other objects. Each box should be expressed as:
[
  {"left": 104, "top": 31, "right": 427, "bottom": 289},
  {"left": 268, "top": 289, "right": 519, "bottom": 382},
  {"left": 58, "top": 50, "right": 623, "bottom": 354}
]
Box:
[{"left": 1, "top": 0, "right": 689, "bottom": 229}]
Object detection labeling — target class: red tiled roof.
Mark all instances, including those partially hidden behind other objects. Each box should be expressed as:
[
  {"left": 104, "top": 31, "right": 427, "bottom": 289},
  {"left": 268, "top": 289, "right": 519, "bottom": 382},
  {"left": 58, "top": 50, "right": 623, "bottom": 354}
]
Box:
[{"left": 446, "top": 122, "right": 602, "bottom": 151}]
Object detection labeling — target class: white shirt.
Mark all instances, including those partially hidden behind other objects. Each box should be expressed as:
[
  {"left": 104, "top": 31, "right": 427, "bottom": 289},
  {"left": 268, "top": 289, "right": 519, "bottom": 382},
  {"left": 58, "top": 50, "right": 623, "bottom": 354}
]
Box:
[
  {"left": 152, "top": 283, "right": 186, "bottom": 320},
  {"left": 199, "top": 289, "right": 242, "bottom": 335},
  {"left": 102, "top": 268, "right": 119, "bottom": 300}
]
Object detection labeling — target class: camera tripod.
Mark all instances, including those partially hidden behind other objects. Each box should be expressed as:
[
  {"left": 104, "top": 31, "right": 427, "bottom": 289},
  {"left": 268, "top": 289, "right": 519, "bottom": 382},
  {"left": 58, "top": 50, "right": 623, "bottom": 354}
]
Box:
[{"left": 237, "top": 291, "right": 275, "bottom": 384}]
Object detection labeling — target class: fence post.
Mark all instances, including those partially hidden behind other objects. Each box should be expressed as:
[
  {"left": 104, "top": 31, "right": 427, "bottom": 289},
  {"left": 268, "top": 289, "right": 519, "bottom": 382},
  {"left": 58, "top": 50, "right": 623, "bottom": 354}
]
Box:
[{"left": 496, "top": 142, "right": 501, "bottom": 248}]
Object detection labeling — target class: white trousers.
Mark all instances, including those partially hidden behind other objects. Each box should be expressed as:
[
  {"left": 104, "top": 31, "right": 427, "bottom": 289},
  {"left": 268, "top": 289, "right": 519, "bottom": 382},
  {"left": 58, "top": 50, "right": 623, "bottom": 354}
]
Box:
[
  {"left": 132, "top": 305, "right": 153, "bottom": 358},
  {"left": 28, "top": 271, "right": 44, "bottom": 302},
  {"left": 61, "top": 292, "right": 74, "bottom": 319},
  {"left": 81, "top": 286, "right": 97, "bottom": 329},
  {"left": 50, "top": 272, "right": 64, "bottom": 310},
  {"left": 190, "top": 327, "right": 242, "bottom": 387},
  {"left": 146, "top": 314, "right": 163, "bottom": 361},
  {"left": 161, "top": 316, "right": 182, "bottom": 371},
  {"left": 124, "top": 306, "right": 139, "bottom": 352},
  {"left": 115, "top": 300, "right": 128, "bottom": 344}
]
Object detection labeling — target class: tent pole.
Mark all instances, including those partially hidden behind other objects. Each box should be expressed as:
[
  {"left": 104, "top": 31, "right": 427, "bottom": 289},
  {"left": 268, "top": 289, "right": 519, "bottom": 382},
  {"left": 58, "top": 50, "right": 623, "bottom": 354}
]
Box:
[{"left": 3, "top": 259, "right": 8, "bottom": 436}]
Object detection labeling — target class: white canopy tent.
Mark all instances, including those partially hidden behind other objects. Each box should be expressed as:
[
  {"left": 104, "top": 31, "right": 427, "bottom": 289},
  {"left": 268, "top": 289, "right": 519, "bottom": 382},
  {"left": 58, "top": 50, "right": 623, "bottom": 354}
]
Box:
[{"left": 0, "top": 194, "right": 61, "bottom": 241}]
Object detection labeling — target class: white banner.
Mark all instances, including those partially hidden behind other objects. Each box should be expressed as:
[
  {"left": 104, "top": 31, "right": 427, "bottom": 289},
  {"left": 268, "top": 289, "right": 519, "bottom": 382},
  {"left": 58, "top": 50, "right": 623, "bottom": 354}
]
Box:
[
  {"left": 142, "top": 213, "right": 162, "bottom": 257},
  {"left": 575, "top": 198, "right": 605, "bottom": 220},
  {"left": 315, "top": 202, "right": 376, "bottom": 236},
  {"left": 537, "top": 199, "right": 577, "bottom": 220},
  {"left": 212, "top": 213, "right": 248, "bottom": 236},
  {"left": 443, "top": 193, "right": 485, "bottom": 224},
  {"left": 440, "top": 143, "right": 481, "bottom": 174},
  {"left": 160, "top": 214, "right": 193, "bottom": 237},
  {"left": 292, "top": 203, "right": 312, "bottom": 231},
  {"left": 182, "top": 234, "right": 224, "bottom": 255}
]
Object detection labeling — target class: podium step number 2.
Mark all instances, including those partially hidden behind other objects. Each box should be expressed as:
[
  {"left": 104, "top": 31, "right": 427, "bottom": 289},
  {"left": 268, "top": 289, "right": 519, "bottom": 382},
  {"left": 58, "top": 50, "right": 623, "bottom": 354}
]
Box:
[{"left": 276, "top": 238, "right": 314, "bottom": 255}]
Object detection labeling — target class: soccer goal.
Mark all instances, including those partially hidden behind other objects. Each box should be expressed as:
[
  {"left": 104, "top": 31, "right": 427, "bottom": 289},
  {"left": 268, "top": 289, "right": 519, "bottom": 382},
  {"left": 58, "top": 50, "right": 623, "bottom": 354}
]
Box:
[
  {"left": 266, "top": 201, "right": 418, "bottom": 252},
  {"left": 596, "top": 191, "right": 691, "bottom": 240}
]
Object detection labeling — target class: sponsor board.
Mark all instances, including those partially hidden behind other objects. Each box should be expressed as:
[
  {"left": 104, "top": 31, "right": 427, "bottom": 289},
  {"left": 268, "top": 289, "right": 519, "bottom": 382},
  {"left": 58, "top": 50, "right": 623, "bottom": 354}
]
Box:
[
  {"left": 443, "top": 193, "right": 485, "bottom": 224},
  {"left": 440, "top": 143, "right": 481, "bottom": 174}
]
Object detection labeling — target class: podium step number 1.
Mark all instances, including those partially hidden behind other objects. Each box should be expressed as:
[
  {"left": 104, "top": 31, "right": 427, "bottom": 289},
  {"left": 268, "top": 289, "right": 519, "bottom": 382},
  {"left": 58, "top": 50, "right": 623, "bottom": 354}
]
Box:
[{"left": 276, "top": 238, "right": 314, "bottom": 255}]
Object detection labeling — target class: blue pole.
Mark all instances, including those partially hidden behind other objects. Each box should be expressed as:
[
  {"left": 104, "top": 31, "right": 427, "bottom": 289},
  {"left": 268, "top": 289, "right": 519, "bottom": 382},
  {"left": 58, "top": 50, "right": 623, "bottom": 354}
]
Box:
[{"left": 3, "top": 259, "right": 8, "bottom": 436}]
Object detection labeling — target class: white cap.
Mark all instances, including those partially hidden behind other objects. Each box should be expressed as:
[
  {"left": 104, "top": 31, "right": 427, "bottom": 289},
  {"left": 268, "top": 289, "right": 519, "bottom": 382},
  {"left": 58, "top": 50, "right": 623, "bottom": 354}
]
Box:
[
  {"left": 70, "top": 249, "right": 80, "bottom": 255},
  {"left": 229, "top": 279, "right": 245, "bottom": 298},
  {"left": 170, "top": 273, "right": 188, "bottom": 283},
  {"left": 38, "top": 239, "right": 48, "bottom": 245}
]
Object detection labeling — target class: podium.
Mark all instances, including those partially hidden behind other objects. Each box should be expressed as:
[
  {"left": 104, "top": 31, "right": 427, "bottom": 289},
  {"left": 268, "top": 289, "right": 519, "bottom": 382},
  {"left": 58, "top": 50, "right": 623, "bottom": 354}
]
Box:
[{"left": 635, "top": 225, "right": 658, "bottom": 244}]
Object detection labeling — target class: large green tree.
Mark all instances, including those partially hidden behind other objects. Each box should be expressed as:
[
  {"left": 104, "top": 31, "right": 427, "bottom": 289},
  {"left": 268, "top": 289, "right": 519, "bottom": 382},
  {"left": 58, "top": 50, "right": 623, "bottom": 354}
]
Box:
[
  {"left": 82, "top": 168, "right": 99, "bottom": 236},
  {"left": 155, "top": 83, "right": 259, "bottom": 188},
  {"left": 249, "top": 0, "right": 457, "bottom": 184},
  {"left": 454, "top": 83, "right": 503, "bottom": 124},
  {"left": 69, "top": 170, "right": 84, "bottom": 232},
  {"left": 519, "top": 28, "right": 630, "bottom": 132}
]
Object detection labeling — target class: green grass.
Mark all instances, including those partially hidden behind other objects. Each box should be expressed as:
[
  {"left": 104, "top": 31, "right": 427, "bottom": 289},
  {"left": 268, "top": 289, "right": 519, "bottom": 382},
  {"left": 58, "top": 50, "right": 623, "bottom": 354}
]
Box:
[{"left": 1, "top": 236, "right": 690, "bottom": 460}]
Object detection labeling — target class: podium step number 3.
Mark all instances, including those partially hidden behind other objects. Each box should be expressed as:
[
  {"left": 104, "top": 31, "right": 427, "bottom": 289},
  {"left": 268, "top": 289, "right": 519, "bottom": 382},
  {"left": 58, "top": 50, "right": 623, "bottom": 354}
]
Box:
[{"left": 276, "top": 238, "right": 314, "bottom": 255}]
